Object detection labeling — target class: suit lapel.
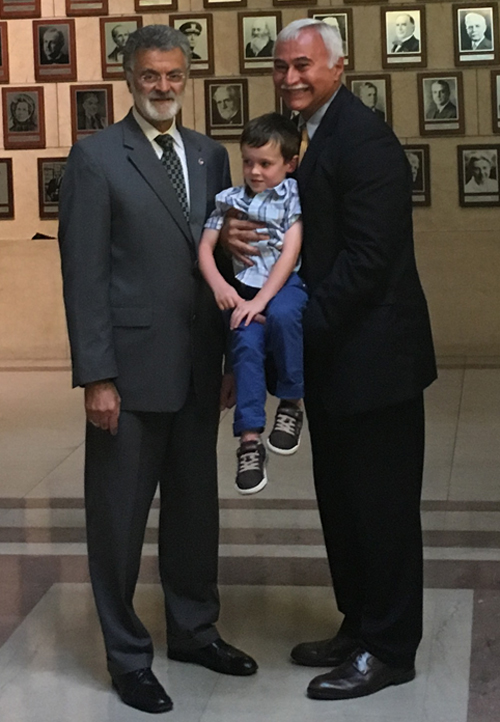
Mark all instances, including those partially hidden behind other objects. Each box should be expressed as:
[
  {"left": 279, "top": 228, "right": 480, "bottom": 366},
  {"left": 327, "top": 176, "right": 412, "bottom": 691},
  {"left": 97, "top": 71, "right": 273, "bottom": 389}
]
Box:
[
  {"left": 298, "top": 85, "right": 348, "bottom": 189},
  {"left": 181, "top": 127, "right": 207, "bottom": 249},
  {"left": 121, "top": 111, "right": 195, "bottom": 251}
]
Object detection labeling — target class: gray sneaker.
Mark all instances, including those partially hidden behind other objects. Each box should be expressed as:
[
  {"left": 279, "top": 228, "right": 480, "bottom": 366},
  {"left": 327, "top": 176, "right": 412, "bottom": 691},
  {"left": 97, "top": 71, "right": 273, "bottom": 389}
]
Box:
[
  {"left": 236, "top": 440, "right": 267, "bottom": 495},
  {"left": 267, "top": 402, "right": 303, "bottom": 455}
]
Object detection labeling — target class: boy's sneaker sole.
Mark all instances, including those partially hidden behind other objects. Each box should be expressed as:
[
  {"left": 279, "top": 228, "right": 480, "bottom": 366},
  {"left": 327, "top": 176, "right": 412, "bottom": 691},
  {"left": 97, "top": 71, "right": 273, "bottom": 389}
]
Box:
[
  {"left": 235, "top": 469, "right": 268, "bottom": 495},
  {"left": 266, "top": 437, "right": 300, "bottom": 456}
]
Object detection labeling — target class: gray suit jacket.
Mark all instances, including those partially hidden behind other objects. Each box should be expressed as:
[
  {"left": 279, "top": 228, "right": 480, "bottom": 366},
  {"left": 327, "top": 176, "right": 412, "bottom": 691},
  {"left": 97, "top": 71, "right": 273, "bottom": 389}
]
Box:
[{"left": 59, "top": 110, "right": 231, "bottom": 412}]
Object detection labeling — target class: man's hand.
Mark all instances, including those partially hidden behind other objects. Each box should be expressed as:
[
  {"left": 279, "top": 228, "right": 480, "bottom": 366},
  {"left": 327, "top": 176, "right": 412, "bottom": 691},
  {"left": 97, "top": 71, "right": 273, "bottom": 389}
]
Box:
[
  {"left": 213, "top": 281, "right": 242, "bottom": 310},
  {"left": 220, "top": 373, "right": 236, "bottom": 410},
  {"left": 230, "top": 299, "right": 267, "bottom": 329},
  {"left": 85, "top": 380, "right": 121, "bottom": 435},
  {"left": 219, "top": 209, "right": 269, "bottom": 267}
]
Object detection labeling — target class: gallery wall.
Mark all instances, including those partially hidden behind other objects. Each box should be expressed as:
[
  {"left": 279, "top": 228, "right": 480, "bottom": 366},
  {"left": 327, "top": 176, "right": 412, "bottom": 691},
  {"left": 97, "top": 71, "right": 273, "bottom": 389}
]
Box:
[{"left": 0, "top": 0, "right": 499, "bottom": 360}]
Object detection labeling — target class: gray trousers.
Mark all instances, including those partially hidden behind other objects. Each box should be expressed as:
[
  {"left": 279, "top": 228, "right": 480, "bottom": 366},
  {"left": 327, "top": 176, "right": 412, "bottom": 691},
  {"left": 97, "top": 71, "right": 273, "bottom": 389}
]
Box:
[{"left": 84, "top": 387, "right": 221, "bottom": 677}]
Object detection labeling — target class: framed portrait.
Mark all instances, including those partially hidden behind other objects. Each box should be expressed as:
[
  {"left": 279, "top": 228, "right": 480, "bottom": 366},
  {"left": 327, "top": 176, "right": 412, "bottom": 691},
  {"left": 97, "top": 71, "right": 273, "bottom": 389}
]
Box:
[
  {"left": 418, "top": 72, "right": 464, "bottom": 136},
  {"left": 170, "top": 14, "right": 213, "bottom": 76},
  {"left": 38, "top": 158, "right": 66, "bottom": 219},
  {"left": 404, "top": 145, "right": 430, "bottom": 206},
  {"left": 135, "top": 0, "right": 177, "bottom": 10},
  {"left": 70, "top": 84, "right": 113, "bottom": 144},
  {"left": 382, "top": 6, "right": 426, "bottom": 69},
  {"left": 453, "top": 4, "right": 498, "bottom": 66},
  {"left": 239, "top": 12, "right": 281, "bottom": 74},
  {"left": 0, "top": 22, "right": 9, "bottom": 84},
  {"left": 308, "top": 10, "right": 354, "bottom": 71},
  {"left": 0, "top": 158, "right": 14, "bottom": 219},
  {"left": 2, "top": 87, "right": 45, "bottom": 150},
  {"left": 203, "top": 0, "right": 246, "bottom": 9},
  {"left": 346, "top": 74, "right": 393, "bottom": 126},
  {"left": 66, "top": 0, "right": 108, "bottom": 15},
  {"left": 491, "top": 70, "right": 500, "bottom": 133},
  {"left": 0, "top": 0, "right": 40, "bottom": 18},
  {"left": 100, "top": 17, "right": 143, "bottom": 80},
  {"left": 205, "top": 78, "right": 248, "bottom": 140},
  {"left": 458, "top": 145, "right": 500, "bottom": 206},
  {"left": 33, "top": 20, "right": 77, "bottom": 83}
]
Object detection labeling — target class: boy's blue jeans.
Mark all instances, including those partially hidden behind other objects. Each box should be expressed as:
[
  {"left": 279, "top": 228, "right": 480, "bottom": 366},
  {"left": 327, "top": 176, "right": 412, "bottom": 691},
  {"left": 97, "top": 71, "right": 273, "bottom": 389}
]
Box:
[{"left": 231, "top": 273, "right": 308, "bottom": 437}]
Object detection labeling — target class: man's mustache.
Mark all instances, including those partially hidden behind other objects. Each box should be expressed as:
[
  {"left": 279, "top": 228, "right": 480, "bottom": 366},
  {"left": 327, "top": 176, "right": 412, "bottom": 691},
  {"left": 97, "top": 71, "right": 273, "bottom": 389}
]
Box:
[{"left": 149, "top": 92, "right": 177, "bottom": 101}]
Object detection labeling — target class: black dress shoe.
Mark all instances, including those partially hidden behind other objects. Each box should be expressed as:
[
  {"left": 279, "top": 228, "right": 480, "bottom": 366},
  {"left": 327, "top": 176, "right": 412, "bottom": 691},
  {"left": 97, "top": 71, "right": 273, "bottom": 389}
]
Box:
[
  {"left": 112, "top": 667, "right": 173, "bottom": 714},
  {"left": 307, "top": 649, "right": 416, "bottom": 700},
  {"left": 290, "top": 631, "right": 359, "bottom": 667},
  {"left": 168, "top": 638, "right": 258, "bottom": 676}
]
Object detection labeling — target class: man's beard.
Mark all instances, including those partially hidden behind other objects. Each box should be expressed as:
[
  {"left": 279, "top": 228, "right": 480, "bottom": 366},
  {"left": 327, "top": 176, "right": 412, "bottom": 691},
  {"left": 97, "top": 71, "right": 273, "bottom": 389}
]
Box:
[
  {"left": 134, "top": 90, "right": 184, "bottom": 123},
  {"left": 250, "top": 35, "right": 270, "bottom": 54}
]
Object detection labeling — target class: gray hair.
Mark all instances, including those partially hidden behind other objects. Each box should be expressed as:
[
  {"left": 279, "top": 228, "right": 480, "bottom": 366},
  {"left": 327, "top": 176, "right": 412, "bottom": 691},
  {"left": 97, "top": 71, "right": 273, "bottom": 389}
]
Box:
[
  {"left": 275, "top": 19, "right": 344, "bottom": 68},
  {"left": 122, "top": 24, "right": 191, "bottom": 74}
]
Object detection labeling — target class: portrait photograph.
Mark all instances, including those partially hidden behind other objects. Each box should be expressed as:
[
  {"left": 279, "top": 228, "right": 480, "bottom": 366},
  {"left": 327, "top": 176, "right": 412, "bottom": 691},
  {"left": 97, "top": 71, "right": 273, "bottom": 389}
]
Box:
[
  {"left": 33, "top": 20, "right": 77, "bottom": 82},
  {"left": 239, "top": 12, "right": 281, "bottom": 74},
  {"left": 71, "top": 84, "right": 113, "bottom": 144},
  {"left": 100, "top": 17, "right": 143, "bottom": 79},
  {"left": 205, "top": 78, "right": 248, "bottom": 140},
  {"left": 38, "top": 158, "right": 66, "bottom": 219},
  {"left": 0, "top": 21, "right": 9, "bottom": 83},
  {"left": 491, "top": 70, "right": 500, "bottom": 133},
  {"left": 454, "top": 4, "right": 498, "bottom": 65},
  {"left": 308, "top": 10, "right": 354, "bottom": 71},
  {"left": 458, "top": 145, "right": 500, "bottom": 206},
  {"left": 66, "top": 0, "right": 108, "bottom": 15},
  {"left": 2, "top": 86, "right": 45, "bottom": 149},
  {"left": 0, "top": 0, "right": 40, "bottom": 19},
  {"left": 382, "top": 7, "right": 427, "bottom": 68},
  {"left": 171, "top": 14, "right": 213, "bottom": 75},
  {"left": 135, "top": 0, "right": 177, "bottom": 11},
  {"left": 404, "top": 145, "right": 431, "bottom": 206},
  {"left": 418, "top": 73, "right": 464, "bottom": 135},
  {"left": 347, "top": 75, "right": 393, "bottom": 126},
  {"left": 0, "top": 158, "right": 14, "bottom": 219}
]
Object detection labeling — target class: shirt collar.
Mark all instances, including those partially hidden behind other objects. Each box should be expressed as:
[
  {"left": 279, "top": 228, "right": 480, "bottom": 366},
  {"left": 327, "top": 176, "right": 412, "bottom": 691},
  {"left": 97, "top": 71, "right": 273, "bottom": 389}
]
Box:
[
  {"left": 300, "top": 87, "right": 340, "bottom": 140},
  {"left": 132, "top": 106, "right": 183, "bottom": 149}
]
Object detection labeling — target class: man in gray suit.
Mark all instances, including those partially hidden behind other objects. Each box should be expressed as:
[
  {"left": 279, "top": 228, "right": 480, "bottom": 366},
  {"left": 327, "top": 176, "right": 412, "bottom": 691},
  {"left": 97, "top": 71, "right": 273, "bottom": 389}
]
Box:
[{"left": 58, "top": 24, "right": 257, "bottom": 715}]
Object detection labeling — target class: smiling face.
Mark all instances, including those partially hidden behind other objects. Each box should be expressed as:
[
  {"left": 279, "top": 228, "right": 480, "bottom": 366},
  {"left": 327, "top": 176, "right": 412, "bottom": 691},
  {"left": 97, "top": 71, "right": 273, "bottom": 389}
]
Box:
[
  {"left": 273, "top": 28, "right": 344, "bottom": 120},
  {"left": 127, "top": 47, "right": 187, "bottom": 132},
  {"left": 241, "top": 141, "right": 297, "bottom": 194}
]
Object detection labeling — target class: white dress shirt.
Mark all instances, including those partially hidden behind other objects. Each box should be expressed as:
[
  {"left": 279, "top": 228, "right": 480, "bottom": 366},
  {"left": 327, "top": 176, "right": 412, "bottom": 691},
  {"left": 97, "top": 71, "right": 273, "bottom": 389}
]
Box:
[{"left": 132, "top": 106, "right": 190, "bottom": 208}]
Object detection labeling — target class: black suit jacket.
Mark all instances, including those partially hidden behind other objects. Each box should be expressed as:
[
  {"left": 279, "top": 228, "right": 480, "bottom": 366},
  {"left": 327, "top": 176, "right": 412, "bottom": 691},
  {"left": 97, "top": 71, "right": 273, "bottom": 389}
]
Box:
[
  {"left": 298, "top": 86, "right": 436, "bottom": 416},
  {"left": 391, "top": 35, "right": 420, "bottom": 53},
  {"left": 59, "top": 110, "right": 231, "bottom": 412}
]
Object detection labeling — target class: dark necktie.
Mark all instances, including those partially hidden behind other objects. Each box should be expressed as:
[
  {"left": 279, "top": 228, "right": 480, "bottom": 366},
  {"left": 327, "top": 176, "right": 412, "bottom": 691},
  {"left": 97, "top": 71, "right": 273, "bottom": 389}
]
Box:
[{"left": 155, "top": 134, "right": 189, "bottom": 220}]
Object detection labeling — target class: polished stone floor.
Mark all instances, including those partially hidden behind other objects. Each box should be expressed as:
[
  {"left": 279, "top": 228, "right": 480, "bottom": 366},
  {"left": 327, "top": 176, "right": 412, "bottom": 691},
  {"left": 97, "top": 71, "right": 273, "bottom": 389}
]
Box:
[{"left": 0, "top": 365, "right": 499, "bottom": 720}]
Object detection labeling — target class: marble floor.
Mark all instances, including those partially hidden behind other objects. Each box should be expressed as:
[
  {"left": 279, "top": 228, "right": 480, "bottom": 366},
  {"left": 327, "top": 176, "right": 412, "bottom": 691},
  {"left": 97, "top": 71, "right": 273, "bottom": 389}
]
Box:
[{"left": 0, "top": 365, "right": 499, "bottom": 720}]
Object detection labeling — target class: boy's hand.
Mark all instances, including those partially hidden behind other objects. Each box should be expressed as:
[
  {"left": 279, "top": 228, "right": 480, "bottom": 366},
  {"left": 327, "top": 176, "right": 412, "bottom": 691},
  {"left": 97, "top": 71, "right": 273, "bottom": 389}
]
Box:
[
  {"left": 213, "top": 282, "right": 242, "bottom": 310},
  {"left": 230, "top": 299, "right": 267, "bottom": 329},
  {"left": 220, "top": 209, "right": 269, "bottom": 267}
]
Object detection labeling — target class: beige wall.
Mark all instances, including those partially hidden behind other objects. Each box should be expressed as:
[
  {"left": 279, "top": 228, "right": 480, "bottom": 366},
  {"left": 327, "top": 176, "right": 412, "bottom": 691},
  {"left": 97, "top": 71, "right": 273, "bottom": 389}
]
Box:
[{"left": 0, "top": 0, "right": 499, "bottom": 359}]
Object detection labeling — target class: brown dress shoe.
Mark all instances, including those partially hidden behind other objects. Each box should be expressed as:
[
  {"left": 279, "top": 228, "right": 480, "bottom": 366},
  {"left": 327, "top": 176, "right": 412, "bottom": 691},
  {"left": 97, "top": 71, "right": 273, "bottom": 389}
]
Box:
[
  {"left": 290, "top": 632, "right": 359, "bottom": 667},
  {"left": 307, "top": 649, "right": 416, "bottom": 700}
]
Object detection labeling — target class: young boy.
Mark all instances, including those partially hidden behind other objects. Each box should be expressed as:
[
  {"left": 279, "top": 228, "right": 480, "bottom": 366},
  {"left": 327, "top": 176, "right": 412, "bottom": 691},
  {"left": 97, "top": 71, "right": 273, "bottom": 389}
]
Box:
[{"left": 199, "top": 113, "right": 308, "bottom": 495}]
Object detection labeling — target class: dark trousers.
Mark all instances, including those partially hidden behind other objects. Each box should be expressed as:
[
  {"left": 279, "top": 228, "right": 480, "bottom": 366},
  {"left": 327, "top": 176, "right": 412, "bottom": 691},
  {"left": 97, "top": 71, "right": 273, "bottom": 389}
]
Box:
[
  {"left": 305, "top": 393, "right": 425, "bottom": 667},
  {"left": 84, "top": 387, "right": 221, "bottom": 678},
  {"left": 231, "top": 273, "right": 308, "bottom": 436}
]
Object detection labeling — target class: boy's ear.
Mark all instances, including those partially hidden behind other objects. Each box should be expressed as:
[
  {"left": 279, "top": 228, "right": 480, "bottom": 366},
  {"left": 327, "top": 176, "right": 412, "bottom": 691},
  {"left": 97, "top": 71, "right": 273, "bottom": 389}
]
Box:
[{"left": 287, "top": 154, "right": 299, "bottom": 173}]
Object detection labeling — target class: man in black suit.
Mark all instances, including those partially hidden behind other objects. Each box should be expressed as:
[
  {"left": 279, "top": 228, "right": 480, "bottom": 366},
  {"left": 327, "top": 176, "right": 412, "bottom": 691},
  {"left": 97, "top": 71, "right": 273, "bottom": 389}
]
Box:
[
  {"left": 223, "top": 17, "right": 436, "bottom": 701},
  {"left": 357, "top": 82, "right": 385, "bottom": 121},
  {"left": 426, "top": 80, "right": 457, "bottom": 120},
  {"left": 76, "top": 92, "right": 106, "bottom": 131},
  {"left": 390, "top": 13, "right": 419, "bottom": 53},
  {"left": 245, "top": 18, "right": 275, "bottom": 58},
  {"left": 178, "top": 21, "right": 203, "bottom": 60},
  {"left": 462, "top": 12, "right": 492, "bottom": 51},
  {"left": 59, "top": 24, "right": 257, "bottom": 716},
  {"left": 40, "top": 26, "right": 69, "bottom": 65},
  {"left": 107, "top": 24, "right": 130, "bottom": 63}
]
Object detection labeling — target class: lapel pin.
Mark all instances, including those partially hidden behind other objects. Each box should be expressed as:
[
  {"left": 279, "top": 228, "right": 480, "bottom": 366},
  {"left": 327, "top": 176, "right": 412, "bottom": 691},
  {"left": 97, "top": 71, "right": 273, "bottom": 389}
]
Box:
[{"left": 198, "top": 158, "right": 204, "bottom": 165}]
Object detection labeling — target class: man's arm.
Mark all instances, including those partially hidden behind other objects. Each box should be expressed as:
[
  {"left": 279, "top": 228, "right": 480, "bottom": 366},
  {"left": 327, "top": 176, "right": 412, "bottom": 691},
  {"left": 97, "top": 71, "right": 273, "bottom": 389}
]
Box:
[{"left": 58, "top": 142, "right": 121, "bottom": 433}]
